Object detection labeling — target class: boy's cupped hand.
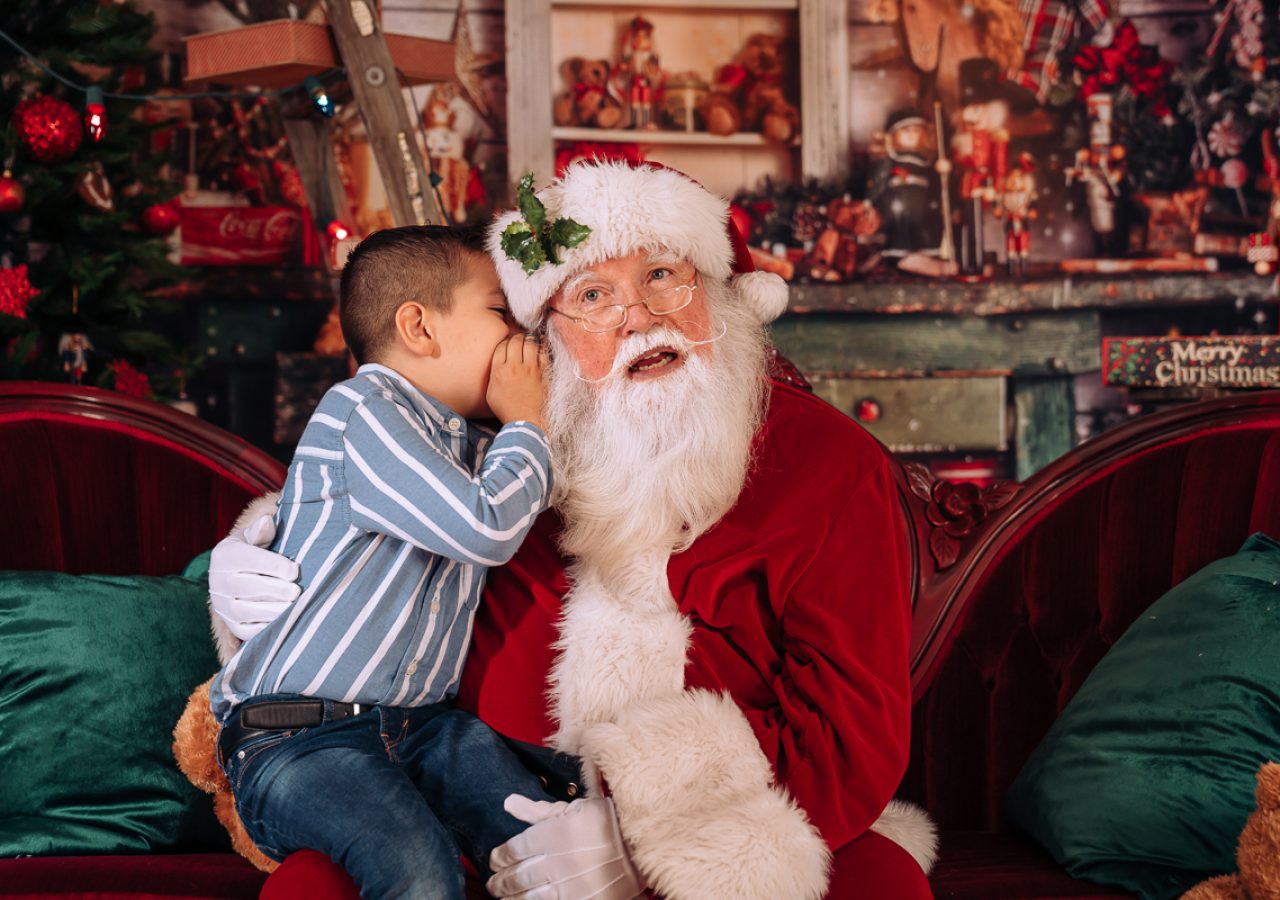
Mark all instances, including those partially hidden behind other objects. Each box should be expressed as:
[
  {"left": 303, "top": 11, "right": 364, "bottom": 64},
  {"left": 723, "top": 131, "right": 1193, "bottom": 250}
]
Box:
[{"left": 487, "top": 333, "right": 549, "bottom": 431}]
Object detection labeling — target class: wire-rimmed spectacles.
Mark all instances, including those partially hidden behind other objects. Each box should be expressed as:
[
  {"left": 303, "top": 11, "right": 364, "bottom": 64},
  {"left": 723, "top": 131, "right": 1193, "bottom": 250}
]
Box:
[{"left": 547, "top": 278, "right": 697, "bottom": 333}]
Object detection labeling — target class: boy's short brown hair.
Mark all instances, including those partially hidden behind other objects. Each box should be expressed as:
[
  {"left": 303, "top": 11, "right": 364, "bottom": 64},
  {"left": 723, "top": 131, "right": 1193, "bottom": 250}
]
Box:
[{"left": 339, "top": 224, "right": 489, "bottom": 365}]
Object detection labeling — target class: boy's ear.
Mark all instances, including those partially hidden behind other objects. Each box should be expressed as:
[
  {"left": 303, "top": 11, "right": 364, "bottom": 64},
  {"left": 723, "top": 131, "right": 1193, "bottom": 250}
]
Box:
[{"left": 394, "top": 301, "right": 440, "bottom": 358}]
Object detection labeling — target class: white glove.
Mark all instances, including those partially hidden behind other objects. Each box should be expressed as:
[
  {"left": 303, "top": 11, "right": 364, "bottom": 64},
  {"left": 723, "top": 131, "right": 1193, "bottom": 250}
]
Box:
[
  {"left": 208, "top": 514, "right": 300, "bottom": 641},
  {"left": 487, "top": 795, "right": 646, "bottom": 900}
]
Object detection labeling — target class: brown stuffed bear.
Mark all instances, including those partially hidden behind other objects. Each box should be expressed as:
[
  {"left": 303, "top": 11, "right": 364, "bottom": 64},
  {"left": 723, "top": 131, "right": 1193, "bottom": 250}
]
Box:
[
  {"left": 1183, "top": 762, "right": 1280, "bottom": 900},
  {"left": 173, "top": 678, "right": 277, "bottom": 874},
  {"left": 553, "top": 57, "right": 624, "bottom": 129},
  {"left": 703, "top": 34, "right": 799, "bottom": 141}
]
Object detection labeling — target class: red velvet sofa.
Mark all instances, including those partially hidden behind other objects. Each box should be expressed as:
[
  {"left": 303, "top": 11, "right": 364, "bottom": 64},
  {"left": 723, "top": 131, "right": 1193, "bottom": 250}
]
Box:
[{"left": 3, "top": 379, "right": 1279, "bottom": 899}]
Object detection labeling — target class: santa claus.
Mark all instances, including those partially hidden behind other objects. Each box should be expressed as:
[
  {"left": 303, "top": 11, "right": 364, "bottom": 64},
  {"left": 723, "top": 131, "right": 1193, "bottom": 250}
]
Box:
[{"left": 209, "top": 161, "right": 936, "bottom": 899}]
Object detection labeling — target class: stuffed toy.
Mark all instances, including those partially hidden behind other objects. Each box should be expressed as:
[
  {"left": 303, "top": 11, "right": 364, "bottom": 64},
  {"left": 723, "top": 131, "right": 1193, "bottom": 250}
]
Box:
[
  {"left": 553, "top": 57, "right": 624, "bottom": 130},
  {"left": 703, "top": 33, "right": 799, "bottom": 142},
  {"left": 421, "top": 86, "right": 473, "bottom": 224},
  {"left": 1183, "top": 762, "right": 1280, "bottom": 900},
  {"left": 804, "top": 196, "right": 882, "bottom": 282},
  {"left": 173, "top": 677, "right": 277, "bottom": 874}
]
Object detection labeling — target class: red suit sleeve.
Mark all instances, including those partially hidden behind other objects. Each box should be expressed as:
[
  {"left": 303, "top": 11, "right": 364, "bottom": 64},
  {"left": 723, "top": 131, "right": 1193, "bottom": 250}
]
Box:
[{"left": 742, "top": 457, "right": 913, "bottom": 848}]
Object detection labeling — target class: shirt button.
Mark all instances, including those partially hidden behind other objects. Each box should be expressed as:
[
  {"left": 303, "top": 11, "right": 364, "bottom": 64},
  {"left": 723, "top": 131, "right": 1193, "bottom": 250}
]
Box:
[
  {"left": 566, "top": 782, "right": 579, "bottom": 798},
  {"left": 430, "top": 600, "right": 441, "bottom": 614},
  {"left": 406, "top": 662, "right": 418, "bottom": 675},
  {"left": 447, "top": 417, "right": 461, "bottom": 431}
]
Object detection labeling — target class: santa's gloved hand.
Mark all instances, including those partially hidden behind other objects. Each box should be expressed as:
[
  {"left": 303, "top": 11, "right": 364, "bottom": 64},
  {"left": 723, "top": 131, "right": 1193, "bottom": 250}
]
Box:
[
  {"left": 209, "top": 514, "right": 300, "bottom": 641},
  {"left": 487, "top": 795, "right": 645, "bottom": 900}
]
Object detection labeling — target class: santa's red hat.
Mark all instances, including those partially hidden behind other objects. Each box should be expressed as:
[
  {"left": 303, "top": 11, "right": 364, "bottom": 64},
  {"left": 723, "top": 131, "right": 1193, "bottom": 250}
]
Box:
[{"left": 487, "top": 161, "right": 789, "bottom": 330}]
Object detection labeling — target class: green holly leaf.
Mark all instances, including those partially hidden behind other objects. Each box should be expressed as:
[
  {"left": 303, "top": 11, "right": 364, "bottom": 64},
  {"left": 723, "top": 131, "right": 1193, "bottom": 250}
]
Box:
[
  {"left": 518, "top": 238, "right": 548, "bottom": 274},
  {"left": 547, "top": 217, "right": 591, "bottom": 252},
  {"left": 501, "top": 221, "right": 547, "bottom": 273},
  {"left": 501, "top": 219, "right": 534, "bottom": 257},
  {"left": 516, "top": 174, "right": 547, "bottom": 235}
]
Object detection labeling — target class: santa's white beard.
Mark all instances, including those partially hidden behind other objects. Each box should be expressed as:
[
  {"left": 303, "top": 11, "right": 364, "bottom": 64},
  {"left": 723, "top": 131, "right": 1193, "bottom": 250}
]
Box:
[{"left": 544, "top": 279, "right": 771, "bottom": 574}]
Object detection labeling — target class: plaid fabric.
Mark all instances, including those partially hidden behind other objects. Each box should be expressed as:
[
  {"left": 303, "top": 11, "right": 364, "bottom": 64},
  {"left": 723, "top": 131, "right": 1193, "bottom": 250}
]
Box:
[{"left": 1015, "top": 0, "right": 1112, "bottom": 101}]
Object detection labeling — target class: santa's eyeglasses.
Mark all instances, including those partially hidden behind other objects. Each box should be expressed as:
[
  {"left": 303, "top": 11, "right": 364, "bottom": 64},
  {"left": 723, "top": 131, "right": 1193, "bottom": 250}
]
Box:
[{"left": 546, "top": 278, "right": 697, "bottom": 333}]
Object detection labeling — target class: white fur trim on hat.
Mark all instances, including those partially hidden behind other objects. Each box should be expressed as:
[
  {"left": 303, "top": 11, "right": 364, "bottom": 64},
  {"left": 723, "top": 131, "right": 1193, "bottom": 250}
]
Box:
[{"left": 488, "top": 162, "right": 735, "bottom": 329}]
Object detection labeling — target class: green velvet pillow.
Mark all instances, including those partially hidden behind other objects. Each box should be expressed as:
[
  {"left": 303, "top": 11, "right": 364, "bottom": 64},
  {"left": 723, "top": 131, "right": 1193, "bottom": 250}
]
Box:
[
  {"left": 0, "top": 552, "right": 228, "bottom": 856},
  {"left": 1006, "top": 532, "right": 1280, "bottom": 900}
]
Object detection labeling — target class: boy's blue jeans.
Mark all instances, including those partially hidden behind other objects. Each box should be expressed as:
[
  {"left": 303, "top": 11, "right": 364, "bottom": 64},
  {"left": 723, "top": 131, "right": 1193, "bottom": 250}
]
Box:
[{"left": 220, "top": 694, "right": 562, "bottom": 900}]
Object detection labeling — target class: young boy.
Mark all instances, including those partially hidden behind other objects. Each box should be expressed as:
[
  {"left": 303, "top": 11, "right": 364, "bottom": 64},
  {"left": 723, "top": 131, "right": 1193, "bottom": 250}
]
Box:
[{"left": 209, "top": 225, "right": 558, "bottom": 899}]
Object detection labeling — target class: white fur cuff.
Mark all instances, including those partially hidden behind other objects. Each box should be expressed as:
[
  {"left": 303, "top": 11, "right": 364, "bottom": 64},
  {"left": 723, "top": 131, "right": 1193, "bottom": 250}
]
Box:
[
  {"left": 581, "top": 690, "right": 831, "bottom": 900},
  {"left": 870, "top": 799, "right": 940, "bottom": 875}
]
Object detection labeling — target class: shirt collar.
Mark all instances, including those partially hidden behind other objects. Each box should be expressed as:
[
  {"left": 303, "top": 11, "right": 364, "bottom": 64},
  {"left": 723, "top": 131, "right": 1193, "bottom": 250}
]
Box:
[{"left": 355, "top": 363, "right": 463, "bottom": 433}]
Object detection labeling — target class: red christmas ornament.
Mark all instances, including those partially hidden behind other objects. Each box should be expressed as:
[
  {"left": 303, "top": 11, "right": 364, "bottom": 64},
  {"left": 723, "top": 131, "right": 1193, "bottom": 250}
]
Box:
[
  {"left": 0, "top": 170, "right": 24, "bottom": 214},
  {"left": 13, "top": 95, "right": 83, "bottom": 164},
  {"left": 108, "top": 359, "right": 152, "bottom": 399},
  {"left": 140, "top": 200, "right": 181, "bottom": 235},
  {"left": 0, "top": 265, "right": 40, "bottom": 319}
]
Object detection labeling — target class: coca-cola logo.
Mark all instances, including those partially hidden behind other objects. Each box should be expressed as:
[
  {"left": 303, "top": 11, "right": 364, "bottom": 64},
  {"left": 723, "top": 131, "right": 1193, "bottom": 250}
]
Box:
[{"left": 216, "top": 210, "right": 299, "bottom": 243}]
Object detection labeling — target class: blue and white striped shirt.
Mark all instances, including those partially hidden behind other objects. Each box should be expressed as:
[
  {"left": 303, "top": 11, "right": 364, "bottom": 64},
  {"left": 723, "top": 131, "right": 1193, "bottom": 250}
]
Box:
[{"left": 211, "top": 364, "right": 552, "bottom": 722}]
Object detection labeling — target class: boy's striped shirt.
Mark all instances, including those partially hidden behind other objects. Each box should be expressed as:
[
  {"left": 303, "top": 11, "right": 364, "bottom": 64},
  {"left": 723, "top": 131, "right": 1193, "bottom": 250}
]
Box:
[{"left": 212, "top": 364, "right": 551, "bottom": 721}]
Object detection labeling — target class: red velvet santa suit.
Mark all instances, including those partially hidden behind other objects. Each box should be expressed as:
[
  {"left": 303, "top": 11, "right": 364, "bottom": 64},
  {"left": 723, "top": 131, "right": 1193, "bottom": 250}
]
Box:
[{"left": 261, "top": 381, "right": 932, "bottom": 899}]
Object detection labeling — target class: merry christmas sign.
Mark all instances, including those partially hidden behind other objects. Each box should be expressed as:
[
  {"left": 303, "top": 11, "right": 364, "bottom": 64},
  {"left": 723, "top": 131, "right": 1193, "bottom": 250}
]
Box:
[{"left": 1103, "top": 336, "right": 1280, "bottom": 389}]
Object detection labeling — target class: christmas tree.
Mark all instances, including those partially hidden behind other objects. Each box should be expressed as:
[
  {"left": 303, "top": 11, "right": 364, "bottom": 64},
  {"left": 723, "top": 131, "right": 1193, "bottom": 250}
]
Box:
[{"left": 0, "top": 0, "right": 187, "bottom": 399}]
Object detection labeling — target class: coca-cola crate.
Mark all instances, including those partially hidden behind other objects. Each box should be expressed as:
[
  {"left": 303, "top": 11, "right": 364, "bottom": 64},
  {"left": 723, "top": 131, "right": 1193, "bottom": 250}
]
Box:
[
  {"left": 183, "top": 19, "right": 453, "bottom": 89},
  {"left": 180, "top": 206, "right": 302, "bottom": 267}
]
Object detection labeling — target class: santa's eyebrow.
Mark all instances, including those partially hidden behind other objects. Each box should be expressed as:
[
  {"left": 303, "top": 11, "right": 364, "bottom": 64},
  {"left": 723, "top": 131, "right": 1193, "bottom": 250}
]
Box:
[
  {"left": 559, "top": 270, "right": 604, "bottom": 298},
  {"left": 645, "top": 250, "right": 685, "bottom": 267}
]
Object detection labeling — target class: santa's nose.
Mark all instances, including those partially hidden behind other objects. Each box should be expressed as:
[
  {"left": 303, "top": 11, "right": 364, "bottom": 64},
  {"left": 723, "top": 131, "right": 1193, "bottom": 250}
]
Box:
[{"left": 622, "top": 299, "right": 660, "bottom": 334}]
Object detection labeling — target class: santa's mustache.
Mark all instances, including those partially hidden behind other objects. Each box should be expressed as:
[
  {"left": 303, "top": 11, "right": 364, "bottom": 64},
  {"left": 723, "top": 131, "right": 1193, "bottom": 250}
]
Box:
[{"left": 570, "top": 319, "right": 728, "bottom": 385}]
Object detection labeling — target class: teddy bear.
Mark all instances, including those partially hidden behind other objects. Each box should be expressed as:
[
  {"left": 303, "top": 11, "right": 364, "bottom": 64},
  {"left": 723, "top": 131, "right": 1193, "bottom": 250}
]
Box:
[
  {"left": 1182, "top": 762, "right": 1280, "bottom": 900},
  {"left": 702, "top": 33, "right": 800, "bottom": 142},
  {"left": 553, "top": 57, "right": 624, "bottom": 130},
  {"left": 172, "top": 677, "right": 277, "bottom": 874}
]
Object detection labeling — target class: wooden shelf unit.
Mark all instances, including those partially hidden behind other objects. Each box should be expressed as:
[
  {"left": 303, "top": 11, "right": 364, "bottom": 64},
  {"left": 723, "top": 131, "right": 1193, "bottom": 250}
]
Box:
[{"left": 504, "top": 0, "right": 847, "bottom": 193}]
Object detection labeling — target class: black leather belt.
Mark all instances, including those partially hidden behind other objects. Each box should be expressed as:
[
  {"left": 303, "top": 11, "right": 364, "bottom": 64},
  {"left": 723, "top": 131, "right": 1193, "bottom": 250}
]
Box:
[{"left": 218, "top": 699, "right": 364, "bottom": 767}]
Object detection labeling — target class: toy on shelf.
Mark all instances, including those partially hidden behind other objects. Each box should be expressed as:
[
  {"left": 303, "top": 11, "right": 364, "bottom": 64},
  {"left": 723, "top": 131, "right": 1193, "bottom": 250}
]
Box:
[
  {"left": 951, "top": 58, "right": 1033, "bottom": 277},
  {"left": 1250, "top": 131, "right": 1280, "bottom": 275},
  {"left": 421, "top": 85, "right": 472, "bottom": 224},
  {"left": 613, "top": 16, "right": 665, "bottom": 130},
  {"left": 996, "top": 153, "right": 1037, "bottom": 279},
  {"left": 802, "top": 196, "right": 882, "bottom": 282},
  {"left": 1064, "top": 93, "right": 1128, "bottom": 257},
  {"left": 553, "top": 57, "right": 624, "bottom": 130},
  {"left": 867, "top": 107, "right": 943, "bottom": 262},
  {"left": 662, "top": 72, "right": 710, "bottom": 132},
  {"left": 703, "top": 33, "right": 799, "bottom": 142}
]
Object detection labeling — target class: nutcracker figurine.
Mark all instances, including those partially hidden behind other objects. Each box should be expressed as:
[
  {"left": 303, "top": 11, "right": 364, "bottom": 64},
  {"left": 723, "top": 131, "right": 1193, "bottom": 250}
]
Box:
[
  {"left": 1064, "top": 93, "right": 1128, "bottom": 257},
  {"left": 58, "top": 332, "right": 93, "bottom": 384},
  {"left": 867, "top": 107, "right": 943, "bottom": 260},
  {"left": 998, "top": 153, "right": 1037, "bottom": 278},
  {"left": 615, "top": 16, "right": 664, "bottom": 130},
  {"left": 951, "top": 58, "right": 1034, "bottom": 276}
]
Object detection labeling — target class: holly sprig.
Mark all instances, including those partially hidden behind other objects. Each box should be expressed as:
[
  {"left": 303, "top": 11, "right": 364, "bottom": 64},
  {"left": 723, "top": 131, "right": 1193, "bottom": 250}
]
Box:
[{"left": 500, "top": 174, "right": 591, "bottom": 274}]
